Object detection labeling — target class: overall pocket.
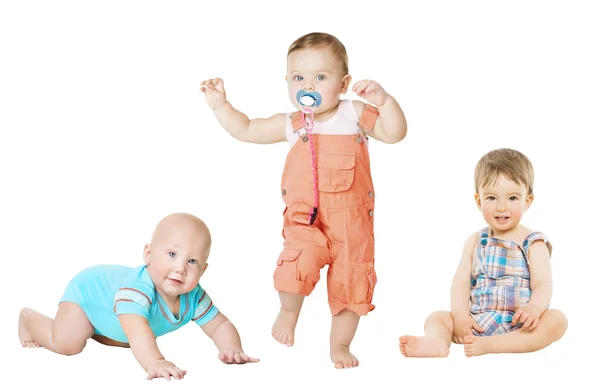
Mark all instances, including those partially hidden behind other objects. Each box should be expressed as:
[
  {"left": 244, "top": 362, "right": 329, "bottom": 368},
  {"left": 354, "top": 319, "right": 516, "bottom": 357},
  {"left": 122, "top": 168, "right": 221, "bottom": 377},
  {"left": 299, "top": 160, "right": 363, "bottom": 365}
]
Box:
[{"left": 316, "top": 151, "right": 356, "bottom": 192}]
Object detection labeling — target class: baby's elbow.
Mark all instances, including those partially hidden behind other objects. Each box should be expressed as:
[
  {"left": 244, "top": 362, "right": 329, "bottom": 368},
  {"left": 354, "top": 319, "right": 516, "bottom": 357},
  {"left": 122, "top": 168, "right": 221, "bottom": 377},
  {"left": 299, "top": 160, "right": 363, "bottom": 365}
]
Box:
[
  {"left": 392, "top": 132, "right": 407, "bottom": 144},
  {"left": 386, "top": 127, "right": 407, "bottom": 144}
]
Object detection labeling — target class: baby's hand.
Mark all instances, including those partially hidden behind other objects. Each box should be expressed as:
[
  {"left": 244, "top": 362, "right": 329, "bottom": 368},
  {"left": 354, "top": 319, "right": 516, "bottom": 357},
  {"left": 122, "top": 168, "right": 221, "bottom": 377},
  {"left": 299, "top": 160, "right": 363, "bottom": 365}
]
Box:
[
  {"left": 200, "top": 78, "right": 227, "bottom": 109},
  {"left": 218, "top": 347, "right": 259, "bottom": 365},
  {"left": 511, "top": 304, "right": 541, "bottom": 330},
  {"left": 145, "top": 359, "right": 186, "bottom": 381},
  {"left": 452, "top": 313, "right": 485, "bottom": 344},
  {"left": 352, "top": 80, "right": 389, "bottom": 106}
]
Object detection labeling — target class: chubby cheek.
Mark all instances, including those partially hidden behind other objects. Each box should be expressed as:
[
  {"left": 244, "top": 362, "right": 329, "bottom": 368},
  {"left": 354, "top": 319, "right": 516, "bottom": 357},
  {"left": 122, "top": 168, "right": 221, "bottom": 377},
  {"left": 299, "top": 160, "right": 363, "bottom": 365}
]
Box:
[
  {"left": 319, "top": 85, "right": 341, "bottom": 108},
  {"left": 509, "top": 206, "right": 524, "bottom": 221},
  {"left": 183, "top": 270, "right": 201, "bottom": 291},
  {"left": 288, "top": 87, "right": 299, "bottom": 106},
  {"left": 481, "top": 205, "right": 497, "bottom": 223},
  {"left": 147, "top": 262, "right": 169, "bottom": 281}
]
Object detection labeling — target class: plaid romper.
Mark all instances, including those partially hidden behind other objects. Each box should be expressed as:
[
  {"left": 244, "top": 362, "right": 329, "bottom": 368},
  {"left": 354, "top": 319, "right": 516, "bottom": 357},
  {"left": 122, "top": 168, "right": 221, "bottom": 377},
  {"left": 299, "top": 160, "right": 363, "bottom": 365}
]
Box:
[{"left": 469, "top": 226, "right": 552, "bottom": 336}]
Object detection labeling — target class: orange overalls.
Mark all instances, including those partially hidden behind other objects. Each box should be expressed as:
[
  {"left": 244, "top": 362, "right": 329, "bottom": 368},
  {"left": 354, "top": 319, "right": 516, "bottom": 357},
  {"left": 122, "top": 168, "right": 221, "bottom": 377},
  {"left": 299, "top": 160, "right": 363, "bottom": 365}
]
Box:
[{"left": 274, "top": 104, "right": 380, "bottom": 316}]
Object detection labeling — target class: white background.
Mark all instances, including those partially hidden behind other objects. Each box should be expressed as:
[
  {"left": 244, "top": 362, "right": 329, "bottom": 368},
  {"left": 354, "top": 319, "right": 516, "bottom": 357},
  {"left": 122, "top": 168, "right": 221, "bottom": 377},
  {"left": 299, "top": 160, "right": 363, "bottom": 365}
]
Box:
[{"left": 1, "top": 0, "right": 598, "bottom": 390}]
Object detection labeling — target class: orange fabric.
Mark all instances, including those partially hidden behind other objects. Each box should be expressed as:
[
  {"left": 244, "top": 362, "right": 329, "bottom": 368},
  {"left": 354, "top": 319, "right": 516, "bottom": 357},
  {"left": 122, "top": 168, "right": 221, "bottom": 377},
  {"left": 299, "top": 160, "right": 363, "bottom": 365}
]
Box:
[
  {"left": 290, "top": 111, "right": 305, "bottom": 132},
  {"left": 274, "top": 132, "right": 377, "bottom": 316},
  {"left": 358, "top": 104, "right": 379, "bottom": 131}
]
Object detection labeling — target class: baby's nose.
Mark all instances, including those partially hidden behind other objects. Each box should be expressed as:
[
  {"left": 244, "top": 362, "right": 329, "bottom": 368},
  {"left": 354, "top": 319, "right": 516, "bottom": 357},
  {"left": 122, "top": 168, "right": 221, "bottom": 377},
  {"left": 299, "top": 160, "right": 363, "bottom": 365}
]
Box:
[{"left": 303, "top": 83, "right": 314, "bottom": 91}]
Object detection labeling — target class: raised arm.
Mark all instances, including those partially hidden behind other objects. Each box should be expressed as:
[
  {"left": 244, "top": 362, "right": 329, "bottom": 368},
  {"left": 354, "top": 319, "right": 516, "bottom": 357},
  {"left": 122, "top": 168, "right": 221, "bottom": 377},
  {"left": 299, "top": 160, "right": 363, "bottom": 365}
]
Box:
[
  {"left": 201, "top": 78, "right": 286, "bottom": 144},
  {"left": 352, "top": 80, "right": 407, "bottom": 144}
]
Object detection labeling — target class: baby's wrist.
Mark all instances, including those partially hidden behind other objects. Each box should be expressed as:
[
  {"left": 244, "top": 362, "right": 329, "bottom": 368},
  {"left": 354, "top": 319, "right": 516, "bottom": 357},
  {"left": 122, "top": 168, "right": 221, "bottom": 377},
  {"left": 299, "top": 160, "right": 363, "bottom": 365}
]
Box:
[
  {"left": 220, "top": 346, "right": 241, "bottom": 352},
  {"left": 211, "top": 100, "right": 229, "bottom": 112},
  {"left": 527, "top": 303, "right": 542, "bottom": 313},
  {"left": 376, "top": 93, "right": 390, "bottom": 107},
  {"left": 143, "top": 357, "right": 166, "bottom": 371}
]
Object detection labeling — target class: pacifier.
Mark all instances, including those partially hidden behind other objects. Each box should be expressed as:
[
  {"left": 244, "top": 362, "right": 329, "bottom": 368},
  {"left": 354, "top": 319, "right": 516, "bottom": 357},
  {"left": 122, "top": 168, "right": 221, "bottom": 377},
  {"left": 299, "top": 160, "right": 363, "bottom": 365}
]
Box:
[{"left": 296, "top": 90, "right": 322, "bottom": 108}]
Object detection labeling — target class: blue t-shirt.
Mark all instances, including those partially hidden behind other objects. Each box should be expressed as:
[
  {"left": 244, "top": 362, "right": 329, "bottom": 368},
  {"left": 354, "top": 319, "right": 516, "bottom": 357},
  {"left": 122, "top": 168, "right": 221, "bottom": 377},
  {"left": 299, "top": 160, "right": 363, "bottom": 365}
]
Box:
[{"left": 61, "top": 264, "right": 219, "bottom": 343}]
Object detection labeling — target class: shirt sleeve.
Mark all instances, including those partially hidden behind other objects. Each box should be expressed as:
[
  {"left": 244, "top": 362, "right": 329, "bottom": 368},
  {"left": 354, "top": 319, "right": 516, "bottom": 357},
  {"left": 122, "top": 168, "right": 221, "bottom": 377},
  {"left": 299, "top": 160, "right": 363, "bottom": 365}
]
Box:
[
  {"left": 192, "top": 287, "right": 219, "bottom": 326},
  {"left": 113, "top": 280, "right": 155, "bottom": 319},
  {"left": 523, "top": 232, "right": 553, "bottom": 261}
]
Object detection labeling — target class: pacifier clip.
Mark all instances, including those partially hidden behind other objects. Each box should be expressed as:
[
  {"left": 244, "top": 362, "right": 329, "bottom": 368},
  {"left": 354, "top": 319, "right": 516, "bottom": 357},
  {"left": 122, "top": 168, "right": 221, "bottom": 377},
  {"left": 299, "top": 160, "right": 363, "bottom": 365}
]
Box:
[{"left": 298, "top": 94, "right": 319, "bottom": 225}]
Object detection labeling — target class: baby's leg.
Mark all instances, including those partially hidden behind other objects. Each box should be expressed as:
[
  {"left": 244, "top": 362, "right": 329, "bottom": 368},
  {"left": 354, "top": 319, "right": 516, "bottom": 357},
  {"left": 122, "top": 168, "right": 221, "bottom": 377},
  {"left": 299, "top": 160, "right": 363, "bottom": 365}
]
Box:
[
  {"left": 18, "top": 302, "right": 95, "bottom": 355},
  {"left": 272, "top": 238, "right": 329, "bottom": 347},
  {"left": 464, "top": 309, "right": 568, "bottom": 356},
  {"left": 272, "top": 292, "right": 305, "bottom": 347},
  {"left": 399, "top": 311, "right": 453, "bottom": 358},
  {"left": 330, "top": 310, "right": 360, "bottom": 369}
]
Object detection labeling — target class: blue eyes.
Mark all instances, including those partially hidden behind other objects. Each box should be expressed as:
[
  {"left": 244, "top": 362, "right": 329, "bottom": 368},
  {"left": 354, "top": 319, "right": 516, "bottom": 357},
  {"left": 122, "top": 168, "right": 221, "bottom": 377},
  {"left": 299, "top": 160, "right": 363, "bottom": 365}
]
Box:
[
  {"left": 167, "top": 251, "right": 197, "bottom": 265},
  {"left": 293, "top": 75, "right": 325, "bottom": 81}
]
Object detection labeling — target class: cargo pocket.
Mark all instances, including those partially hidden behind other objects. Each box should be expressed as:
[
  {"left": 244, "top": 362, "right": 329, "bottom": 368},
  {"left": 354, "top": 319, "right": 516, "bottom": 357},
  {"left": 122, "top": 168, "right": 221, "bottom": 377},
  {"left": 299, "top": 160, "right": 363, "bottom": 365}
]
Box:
[
  {"left": 316, "top": 151, "right": 356, "bottom": 192},
  {"left": 274, "top": 247, "right": 302, "bottom": 282}
]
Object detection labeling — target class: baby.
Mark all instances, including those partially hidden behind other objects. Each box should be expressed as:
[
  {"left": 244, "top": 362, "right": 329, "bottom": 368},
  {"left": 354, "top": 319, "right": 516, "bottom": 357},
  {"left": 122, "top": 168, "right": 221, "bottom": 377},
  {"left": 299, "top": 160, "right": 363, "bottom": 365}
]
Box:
[
  {"left": 201, "top": 32, "right": 407, "bottom": 368},
  {"left": 18, "top": 213, "right": 258, "bottom": 380},
  {"left": 399, "top": 148, "right": 568, "bottom": 357}
]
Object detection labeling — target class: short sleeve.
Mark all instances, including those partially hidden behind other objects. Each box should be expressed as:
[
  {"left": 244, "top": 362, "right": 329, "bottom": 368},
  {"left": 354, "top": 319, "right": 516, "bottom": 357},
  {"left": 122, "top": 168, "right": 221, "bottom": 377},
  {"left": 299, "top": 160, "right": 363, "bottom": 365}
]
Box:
[
  {"left": 191, "top": 288, "right": 219, "bottom": 326},
  {"left": 113, "top": 280, "right": 155, "bottom": 319},
  {"left": 522, "top": 232, "right": 552, "bottom": 260}
]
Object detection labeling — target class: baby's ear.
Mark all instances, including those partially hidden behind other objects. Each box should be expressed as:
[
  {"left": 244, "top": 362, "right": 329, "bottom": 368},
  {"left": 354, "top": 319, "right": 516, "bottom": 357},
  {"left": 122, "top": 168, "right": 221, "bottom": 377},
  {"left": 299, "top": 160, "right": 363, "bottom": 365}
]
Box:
[
  {"left": 143, "top": 244, "right": 152, "bottom": 264},
  {"left": 474, "top": 192, "right": 481, "bottom": 209},
  {"left": 525, "top": 193, "right": 534, "bottom": 211},
  {"left": 341, "top": 74, "right": 352, "bottom": 94}
]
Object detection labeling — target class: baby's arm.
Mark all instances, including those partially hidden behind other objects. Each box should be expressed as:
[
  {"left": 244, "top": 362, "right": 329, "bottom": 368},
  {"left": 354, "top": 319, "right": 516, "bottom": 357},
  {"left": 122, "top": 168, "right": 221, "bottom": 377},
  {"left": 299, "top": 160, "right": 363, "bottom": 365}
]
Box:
[
  {"left": 527, "top": 242, "right": 553, "bottom": 310},
  {"left": 200, "top": 78, "right": 286, "bottom": 144},
  {"left": 119, "top": 314, "right": 186, "bottom": 380},
  {"left": 352, "top": 80, "right": 407, "bottom": 144},
  {"left": 451, "top": 232, "right": 477, "bottom": 316},
  {"left": 450, "top": 232, "right": 484, "bottom": 342},
  {"left": 511, "top": 240, "right": 553, "bottom": 329},
  {"left": 201, "top": 311, "right": 259, "bottom": 364}
]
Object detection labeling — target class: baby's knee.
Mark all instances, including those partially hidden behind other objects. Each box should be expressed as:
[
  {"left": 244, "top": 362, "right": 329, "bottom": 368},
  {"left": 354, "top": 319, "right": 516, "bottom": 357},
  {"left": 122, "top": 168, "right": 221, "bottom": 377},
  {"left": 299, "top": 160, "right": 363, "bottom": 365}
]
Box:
[
  {"left": 53, "top": 337, "right": 86, "bottom": 356},
  {"left": 549, "top": 309, "right": 568, "bottom": 340},
  {"left": 425, "top": 310, "right": 452, "bottom": 327},
  {"left": 543, "top": 309, "right": 568, "bottom": 341}
]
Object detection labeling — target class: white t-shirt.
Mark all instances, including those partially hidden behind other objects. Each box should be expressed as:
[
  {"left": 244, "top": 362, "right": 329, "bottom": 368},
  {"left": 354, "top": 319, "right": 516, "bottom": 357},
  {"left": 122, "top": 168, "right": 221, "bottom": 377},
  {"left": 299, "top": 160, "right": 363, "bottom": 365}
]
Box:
[{"left": 285, "top": 99, "right": 367, "bottom": 148}]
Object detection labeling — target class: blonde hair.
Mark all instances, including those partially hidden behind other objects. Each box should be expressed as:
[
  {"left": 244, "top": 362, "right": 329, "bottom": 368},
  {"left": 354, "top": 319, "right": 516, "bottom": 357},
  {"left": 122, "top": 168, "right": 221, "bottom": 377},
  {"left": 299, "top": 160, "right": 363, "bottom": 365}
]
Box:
[
  {"left": 288, "top": 32, "right": 349, "bottom": 75},
  {"left": 474, "top": 148, "right": 535, "bottom": 195}
]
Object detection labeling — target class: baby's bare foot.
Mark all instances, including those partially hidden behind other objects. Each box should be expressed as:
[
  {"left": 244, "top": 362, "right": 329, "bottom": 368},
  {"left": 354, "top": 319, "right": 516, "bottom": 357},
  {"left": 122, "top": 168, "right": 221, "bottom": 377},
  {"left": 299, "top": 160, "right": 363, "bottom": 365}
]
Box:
[
  {"left": 330, "top": 344, "right": 359, "bottom": 369},
  {"left": 399, "top": 335, "right": 449, "bottom": 358},
  {"left": 463, "top": 335, "right": 489, "bottom": 357},
  {"left": 271, "top": 309, "right": 299, "bottom": 347},
  {"left": 19, "top": 308, "right": 40, "bottom": 348}
]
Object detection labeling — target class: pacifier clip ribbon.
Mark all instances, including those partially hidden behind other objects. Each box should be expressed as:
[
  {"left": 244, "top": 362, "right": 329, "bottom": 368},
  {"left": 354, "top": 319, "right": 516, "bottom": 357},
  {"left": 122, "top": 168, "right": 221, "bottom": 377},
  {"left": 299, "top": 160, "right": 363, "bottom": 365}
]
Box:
[{"left": 299, "top": 104, "right": 319, "bottom": 225}]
